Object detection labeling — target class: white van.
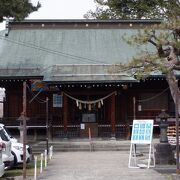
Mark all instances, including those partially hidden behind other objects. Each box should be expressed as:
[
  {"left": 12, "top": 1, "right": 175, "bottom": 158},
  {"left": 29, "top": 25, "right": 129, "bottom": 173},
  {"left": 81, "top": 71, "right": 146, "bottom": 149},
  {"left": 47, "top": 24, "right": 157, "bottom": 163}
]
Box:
[
  {"left": 0, "top": 124, "right": 32, "bottom": 165},
  {"left": 0, "top": 127, "right": 14, "bottom": 168},
  {"left": 0, "top": 142, "right": 5, "bottom": 177}
]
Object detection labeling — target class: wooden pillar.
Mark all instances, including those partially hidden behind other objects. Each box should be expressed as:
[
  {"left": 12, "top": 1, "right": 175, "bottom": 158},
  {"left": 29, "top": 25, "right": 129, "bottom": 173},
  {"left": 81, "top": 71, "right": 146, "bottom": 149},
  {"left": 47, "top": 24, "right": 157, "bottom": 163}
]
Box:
[
  {"left": 33, "top": 129, "right": 37, "bottom": 141},
  {"left": 110, "top": 93, "right": 116, "bottom": 139},
  {"left": 63, "top": 94, "right": 68, "bottom": 137}
]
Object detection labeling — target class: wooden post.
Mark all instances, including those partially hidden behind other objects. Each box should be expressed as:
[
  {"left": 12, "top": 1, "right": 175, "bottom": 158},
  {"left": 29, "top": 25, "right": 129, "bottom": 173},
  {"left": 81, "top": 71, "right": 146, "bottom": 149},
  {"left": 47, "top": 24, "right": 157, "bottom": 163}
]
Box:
[
  {"left": 22, "top": 81, "right": 27, "bottom": 179},
  {"left": 63, "top": 94, "right": 68, "bottom": 137},
  {"left": 89, "top": 128, "right": 92, "bottom": 151},
  {"left": 110, "top": 93, "right": 116, "bottom": 139},
  {"left": 46, "top": 97, "right": 49, "bottom": 154},
  {"left": 133, "top": 97, "right": 136, "bottom": 120}
]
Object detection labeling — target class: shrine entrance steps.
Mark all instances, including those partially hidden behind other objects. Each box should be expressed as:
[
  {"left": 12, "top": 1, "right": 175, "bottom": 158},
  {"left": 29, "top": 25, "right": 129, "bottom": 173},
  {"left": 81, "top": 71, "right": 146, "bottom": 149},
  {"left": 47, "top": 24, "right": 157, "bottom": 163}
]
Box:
[{"left": 31, "top": 138, "right": 159, "bottom": 154}]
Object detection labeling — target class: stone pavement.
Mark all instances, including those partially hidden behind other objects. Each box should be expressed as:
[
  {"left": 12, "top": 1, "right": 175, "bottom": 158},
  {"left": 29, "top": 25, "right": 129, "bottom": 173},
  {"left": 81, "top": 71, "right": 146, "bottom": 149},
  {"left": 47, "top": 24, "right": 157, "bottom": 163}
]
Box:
[{"left": 37, "top": 151, "right": 173, "bottom": 180}]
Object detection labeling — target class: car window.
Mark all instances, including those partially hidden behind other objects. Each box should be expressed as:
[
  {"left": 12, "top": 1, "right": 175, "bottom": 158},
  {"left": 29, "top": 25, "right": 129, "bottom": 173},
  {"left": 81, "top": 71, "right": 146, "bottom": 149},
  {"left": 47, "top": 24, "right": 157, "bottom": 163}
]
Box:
[
  {"left": 0, "top": 129, "right": 9, "bottom": 141},
  {"left": 3, "top": 126, "right": 13, "bottom": 138}
]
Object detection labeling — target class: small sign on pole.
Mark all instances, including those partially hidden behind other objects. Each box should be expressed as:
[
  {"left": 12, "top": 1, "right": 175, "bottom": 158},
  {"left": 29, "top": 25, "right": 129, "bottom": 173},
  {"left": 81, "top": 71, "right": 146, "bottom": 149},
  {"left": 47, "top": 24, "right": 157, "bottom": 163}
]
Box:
[{"left": 128, "top": 119, "right": 155, "bottom": 168}]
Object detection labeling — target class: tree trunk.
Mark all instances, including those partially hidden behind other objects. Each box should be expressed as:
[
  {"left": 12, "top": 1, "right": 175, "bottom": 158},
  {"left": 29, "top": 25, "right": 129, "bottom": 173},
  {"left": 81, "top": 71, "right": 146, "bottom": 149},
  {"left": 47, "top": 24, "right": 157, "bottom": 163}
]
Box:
[{"left": 166, "top": 71, "right": 180, "bottom": 115}]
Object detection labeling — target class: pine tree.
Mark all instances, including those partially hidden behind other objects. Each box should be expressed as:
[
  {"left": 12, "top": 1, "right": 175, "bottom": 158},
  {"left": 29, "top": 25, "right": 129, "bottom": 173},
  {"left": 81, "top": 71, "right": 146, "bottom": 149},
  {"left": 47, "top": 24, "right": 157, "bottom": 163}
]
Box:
[
  {"left": 84, "top": 0, "right": 180, "bottom": 20},
  {"left": 0, "top": 0, "right": 41, "bottom": 22}
]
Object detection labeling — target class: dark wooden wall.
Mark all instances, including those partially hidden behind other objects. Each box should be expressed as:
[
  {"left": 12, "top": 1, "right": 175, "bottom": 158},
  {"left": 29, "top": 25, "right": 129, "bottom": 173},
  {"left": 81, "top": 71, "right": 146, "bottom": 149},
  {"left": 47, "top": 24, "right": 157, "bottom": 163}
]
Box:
[{"left": 1, "top": 79, "right": 172, "bottom": 128}]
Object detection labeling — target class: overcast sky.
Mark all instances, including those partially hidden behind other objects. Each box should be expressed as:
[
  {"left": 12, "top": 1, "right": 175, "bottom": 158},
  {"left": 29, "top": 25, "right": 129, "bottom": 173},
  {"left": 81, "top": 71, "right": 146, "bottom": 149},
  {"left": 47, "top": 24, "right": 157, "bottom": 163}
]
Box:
[
  {"left": 29, "top": 0, "right": 96, "bottom": 19},
  {"left": 0, "top": 0, "right": 96, "bottom": 30}
]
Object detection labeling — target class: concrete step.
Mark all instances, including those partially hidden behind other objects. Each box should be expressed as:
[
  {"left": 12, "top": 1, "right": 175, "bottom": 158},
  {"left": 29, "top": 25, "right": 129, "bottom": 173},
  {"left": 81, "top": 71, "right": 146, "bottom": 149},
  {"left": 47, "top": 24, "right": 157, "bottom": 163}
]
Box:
[
  {"left": 31, "top": 140, "right": 154, "bottom": 154},
  {"left": 32, "top": 147, "right": 131, "bottom": 153}
]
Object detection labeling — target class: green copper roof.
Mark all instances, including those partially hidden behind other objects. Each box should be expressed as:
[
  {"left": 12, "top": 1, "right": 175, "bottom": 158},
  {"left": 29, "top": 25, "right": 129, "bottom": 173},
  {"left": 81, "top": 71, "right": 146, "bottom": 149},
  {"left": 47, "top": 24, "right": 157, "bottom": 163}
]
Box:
[
  {"left": 43, "top": 64, "right": 137, "bottom": 83},
  {"left": 0, "top": 20, "right": 156, "bottom": 82}
]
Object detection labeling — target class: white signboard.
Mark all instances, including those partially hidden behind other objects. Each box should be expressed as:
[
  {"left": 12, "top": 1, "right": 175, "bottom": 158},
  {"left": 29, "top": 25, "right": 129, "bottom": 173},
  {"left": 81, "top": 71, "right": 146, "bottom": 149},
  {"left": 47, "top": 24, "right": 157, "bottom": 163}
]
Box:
[
  {"left": 53, "top": 94, "right": 63, "bottom": 107},
  {"left": 80, "top": 124, "right": 85, "bottom": 130},
  {"left": 129, "top": 119, "right": 155, "bottom": 169},
  {"left": 131, "top": 119, "right": 154, "bottom": 144}
]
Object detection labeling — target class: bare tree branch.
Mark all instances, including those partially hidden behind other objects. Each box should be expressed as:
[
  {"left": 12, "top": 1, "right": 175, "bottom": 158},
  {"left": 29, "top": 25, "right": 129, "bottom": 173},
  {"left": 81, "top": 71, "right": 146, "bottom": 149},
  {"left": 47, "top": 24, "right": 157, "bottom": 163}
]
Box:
[{"left": 148, "top": 39, "right": 157, "bottom": 47}]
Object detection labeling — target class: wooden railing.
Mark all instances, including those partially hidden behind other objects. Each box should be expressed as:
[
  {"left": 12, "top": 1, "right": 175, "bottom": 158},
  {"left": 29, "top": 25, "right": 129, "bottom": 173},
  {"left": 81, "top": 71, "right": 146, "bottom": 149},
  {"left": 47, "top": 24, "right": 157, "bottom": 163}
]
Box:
[
  {"left": 0, "top": 115, "right": 162, "bottom": 139},
  {"left": 98, "top": 124, "right": 129, "bottom": 138}
]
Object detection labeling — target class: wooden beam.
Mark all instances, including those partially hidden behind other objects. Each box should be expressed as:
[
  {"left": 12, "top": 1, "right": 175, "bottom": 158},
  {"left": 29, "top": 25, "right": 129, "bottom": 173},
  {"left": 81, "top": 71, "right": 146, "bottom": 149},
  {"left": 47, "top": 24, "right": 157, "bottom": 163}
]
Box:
[{"left": 110, "top": 93, "right": 116, "bottom": 138}]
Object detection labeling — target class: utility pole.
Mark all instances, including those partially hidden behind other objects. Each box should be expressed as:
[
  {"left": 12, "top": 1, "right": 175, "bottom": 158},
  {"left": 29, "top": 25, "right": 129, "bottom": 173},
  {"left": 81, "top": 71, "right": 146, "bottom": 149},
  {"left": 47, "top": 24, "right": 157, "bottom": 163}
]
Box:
[{"left": 23, "top": 81, "right": 27, "bottom": 179}]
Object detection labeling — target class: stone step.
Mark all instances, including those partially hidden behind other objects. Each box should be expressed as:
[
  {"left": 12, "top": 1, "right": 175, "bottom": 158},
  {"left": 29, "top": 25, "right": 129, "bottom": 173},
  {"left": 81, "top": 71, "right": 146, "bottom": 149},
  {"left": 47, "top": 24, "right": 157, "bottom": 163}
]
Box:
[
  {"left": 32, "top": 146, "right": 130, "bottom": 152},
  {"left": 31, "top": 140, "right": 154, "bottom": 154}
]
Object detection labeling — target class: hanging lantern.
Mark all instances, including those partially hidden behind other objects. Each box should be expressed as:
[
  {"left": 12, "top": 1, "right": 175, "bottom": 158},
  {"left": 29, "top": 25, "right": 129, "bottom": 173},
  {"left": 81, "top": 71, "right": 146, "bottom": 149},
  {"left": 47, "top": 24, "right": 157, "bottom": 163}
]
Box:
[{"left": 138, "top": 104, "right": 142, "bottom": 111}]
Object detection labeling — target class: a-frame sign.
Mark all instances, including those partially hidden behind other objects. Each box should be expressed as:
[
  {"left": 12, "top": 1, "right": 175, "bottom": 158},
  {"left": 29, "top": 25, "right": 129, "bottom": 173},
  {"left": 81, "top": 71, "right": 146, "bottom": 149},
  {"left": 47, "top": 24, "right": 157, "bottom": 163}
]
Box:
[{"left": 128, "top": 119, "right": 155, "bottom": 168}]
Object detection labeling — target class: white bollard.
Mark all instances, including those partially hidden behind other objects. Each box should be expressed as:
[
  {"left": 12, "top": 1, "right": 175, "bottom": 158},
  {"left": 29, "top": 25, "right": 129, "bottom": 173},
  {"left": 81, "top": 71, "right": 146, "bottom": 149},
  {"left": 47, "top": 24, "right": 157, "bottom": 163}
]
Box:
[
  {"left": 51, "top": 146, "right": 53, "bottom": 158},
  {"left": 44, "top": 149, "right": 47, "bottom": 168},
  {"left": 49, "top": 146, "right": 53, "bottom": 160},
  {"left": 34, "top": 156, "right": 37, "bottom": 180},
  {"left": 40, "top": 153, "right": 43, "bottom": 173}
]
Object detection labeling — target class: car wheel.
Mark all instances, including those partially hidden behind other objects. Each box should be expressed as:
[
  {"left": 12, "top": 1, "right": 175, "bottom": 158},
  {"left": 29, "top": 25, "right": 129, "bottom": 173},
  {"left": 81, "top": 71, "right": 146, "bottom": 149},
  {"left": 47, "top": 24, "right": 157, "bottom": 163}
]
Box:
[{"left": 11, "top": 151, "right": 17, "bottom": 166}]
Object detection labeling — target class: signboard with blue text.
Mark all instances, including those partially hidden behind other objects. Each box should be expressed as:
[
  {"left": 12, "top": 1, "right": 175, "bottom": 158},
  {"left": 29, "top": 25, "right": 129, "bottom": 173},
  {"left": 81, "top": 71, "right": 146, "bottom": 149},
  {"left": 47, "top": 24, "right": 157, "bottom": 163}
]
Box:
[
  {"left": 131, "top": 120, "right": 154, "bottom": 144},
  {"left": 129, "top": 119, "right": 155, "bottom": 168},
  {"left": 53, "top": 94, "right": 63, "bottom": 107}
]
